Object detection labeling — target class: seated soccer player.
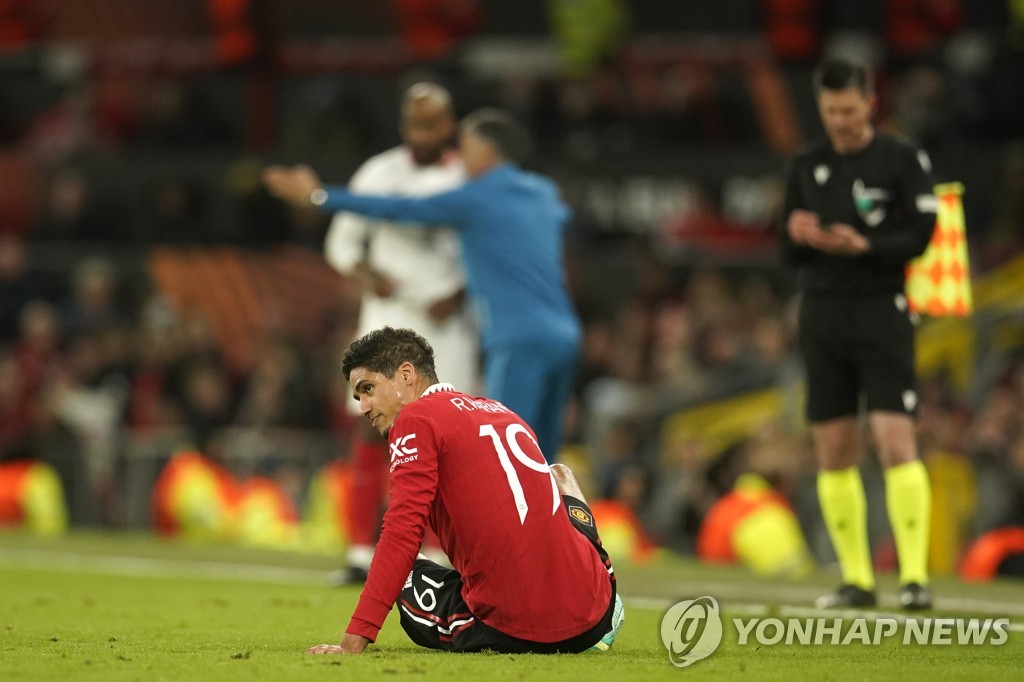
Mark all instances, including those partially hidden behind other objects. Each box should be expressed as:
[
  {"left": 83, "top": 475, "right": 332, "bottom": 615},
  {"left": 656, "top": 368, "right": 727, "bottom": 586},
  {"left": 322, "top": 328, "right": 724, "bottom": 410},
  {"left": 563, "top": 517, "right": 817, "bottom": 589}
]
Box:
[{"left": 307, "top": 327, "right": 624, "bottom": 654}]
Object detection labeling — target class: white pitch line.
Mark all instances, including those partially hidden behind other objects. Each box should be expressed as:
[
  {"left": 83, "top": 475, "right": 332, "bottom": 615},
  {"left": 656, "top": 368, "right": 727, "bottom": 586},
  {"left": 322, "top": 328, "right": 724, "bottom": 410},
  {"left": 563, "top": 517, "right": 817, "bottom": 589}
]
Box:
[
  {"left": 4, "top": 547, "right": 1024, "bottom": 630},
  {"left": 0, "top": 548, "right": 328, "bottom": 585},
  {"left": 629, "top": 579, "right": 1024, "bottom": 617},
  {"left": 622, "top": 596, "right": 1024, "bottom": 633}
]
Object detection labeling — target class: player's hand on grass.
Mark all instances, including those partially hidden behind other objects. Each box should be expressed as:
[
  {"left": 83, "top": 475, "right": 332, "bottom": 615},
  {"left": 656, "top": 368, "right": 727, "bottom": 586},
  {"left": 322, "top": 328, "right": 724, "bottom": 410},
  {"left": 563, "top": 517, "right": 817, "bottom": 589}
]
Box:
[
  {"left": 306, "top": 633, "right": 371, "bottom": 655},
  {"left": 262, "top": 165, "right": 324, "bottom": 207}
]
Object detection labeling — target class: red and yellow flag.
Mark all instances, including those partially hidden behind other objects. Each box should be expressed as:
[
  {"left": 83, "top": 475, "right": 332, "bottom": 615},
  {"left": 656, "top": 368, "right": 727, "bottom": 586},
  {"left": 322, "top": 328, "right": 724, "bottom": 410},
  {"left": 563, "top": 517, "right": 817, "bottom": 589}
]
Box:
[{"left": 906, "top": 182, "right": 973, "bottom": 316}]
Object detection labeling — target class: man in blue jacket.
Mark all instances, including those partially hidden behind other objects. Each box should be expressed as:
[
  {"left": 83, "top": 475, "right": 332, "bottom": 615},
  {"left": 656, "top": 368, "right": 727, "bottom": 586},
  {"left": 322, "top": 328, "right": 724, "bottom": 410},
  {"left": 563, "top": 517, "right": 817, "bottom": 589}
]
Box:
[{"left": 264, "top": 109, "right": 582, "bottom": 463}]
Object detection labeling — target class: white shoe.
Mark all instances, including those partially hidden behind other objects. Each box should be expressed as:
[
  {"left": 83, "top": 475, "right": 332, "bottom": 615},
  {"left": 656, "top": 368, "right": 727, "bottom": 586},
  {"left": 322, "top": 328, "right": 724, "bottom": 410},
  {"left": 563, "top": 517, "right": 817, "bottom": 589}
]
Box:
[{"left": 590, "top": 594, "right": 625, "bottom": 651}]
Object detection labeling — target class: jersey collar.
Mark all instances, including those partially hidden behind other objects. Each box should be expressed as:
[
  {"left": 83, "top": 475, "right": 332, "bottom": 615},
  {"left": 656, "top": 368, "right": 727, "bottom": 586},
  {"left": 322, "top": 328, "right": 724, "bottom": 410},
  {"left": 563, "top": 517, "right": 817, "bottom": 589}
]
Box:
[{"left": 421, "top": 383, "right": 456, "bottom": 397}]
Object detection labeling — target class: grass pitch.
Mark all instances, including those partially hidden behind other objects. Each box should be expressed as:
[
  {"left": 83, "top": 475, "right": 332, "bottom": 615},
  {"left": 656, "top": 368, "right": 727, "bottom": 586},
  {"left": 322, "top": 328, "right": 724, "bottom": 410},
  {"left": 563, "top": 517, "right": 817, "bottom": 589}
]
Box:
[{"left": 2, "top": 531, "right": 1023, "bottom": 681}]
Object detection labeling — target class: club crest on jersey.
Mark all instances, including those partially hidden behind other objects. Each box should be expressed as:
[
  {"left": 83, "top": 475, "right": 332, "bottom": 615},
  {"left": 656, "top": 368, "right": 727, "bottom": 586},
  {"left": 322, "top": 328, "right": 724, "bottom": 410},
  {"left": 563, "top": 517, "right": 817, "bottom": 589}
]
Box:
[
  {"left": 390, "top": 433, "right": 419, "bottom": 472},
  {"left": 569, "top": 506, "right": 593, "bottom": 527},
  {"left": 813, "top": 164, "right": 830, "bottom": 185},
  {"left": 852, "top": 179, "right": 891, "bottom": 227}
]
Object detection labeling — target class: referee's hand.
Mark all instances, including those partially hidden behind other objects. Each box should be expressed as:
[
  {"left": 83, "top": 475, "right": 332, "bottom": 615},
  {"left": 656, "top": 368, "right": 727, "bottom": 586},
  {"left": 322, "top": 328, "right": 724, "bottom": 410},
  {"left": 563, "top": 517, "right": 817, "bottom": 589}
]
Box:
[
  {"left": 817, "top": 223, "right": 869, "bottom": 256},
  {"left": 787, "top": 209, "right": 823, "bottom": 245}
]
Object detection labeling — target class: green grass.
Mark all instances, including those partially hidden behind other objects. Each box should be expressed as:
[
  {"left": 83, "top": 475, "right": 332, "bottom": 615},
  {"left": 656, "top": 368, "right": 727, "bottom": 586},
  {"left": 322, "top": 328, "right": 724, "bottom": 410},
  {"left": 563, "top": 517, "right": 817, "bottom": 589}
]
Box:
[{"left": 2, "top": 531, "right": 1023, "bottom": 681}]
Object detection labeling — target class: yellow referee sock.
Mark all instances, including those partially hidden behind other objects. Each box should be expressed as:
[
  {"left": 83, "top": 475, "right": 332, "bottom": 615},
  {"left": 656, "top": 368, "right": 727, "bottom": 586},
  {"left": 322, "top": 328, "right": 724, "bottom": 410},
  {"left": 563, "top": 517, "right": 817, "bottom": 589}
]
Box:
[
  {"left": 884, "top": 460, "right": 931, "bottom": 586},
  {"left": 818, "top": 467, "right": 875, "bottom": 590}
]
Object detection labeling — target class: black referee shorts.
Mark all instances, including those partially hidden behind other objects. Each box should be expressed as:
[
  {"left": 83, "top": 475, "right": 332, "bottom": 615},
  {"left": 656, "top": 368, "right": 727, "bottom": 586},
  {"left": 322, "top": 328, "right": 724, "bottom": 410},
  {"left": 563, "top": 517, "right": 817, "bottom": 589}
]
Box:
[
  {"left": 798, "top": 293, "right": 918, "bottom": 423},
  {"left": 396, "top": 495, "right": 616, "bottom": 653}
]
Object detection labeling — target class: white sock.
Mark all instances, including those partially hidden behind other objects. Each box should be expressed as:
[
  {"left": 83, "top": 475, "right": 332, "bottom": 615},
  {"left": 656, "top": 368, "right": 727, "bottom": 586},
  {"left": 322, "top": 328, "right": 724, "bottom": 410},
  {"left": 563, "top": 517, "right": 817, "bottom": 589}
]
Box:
[{"left": 347, "top": 544, "right": 375, "bottom": 570}]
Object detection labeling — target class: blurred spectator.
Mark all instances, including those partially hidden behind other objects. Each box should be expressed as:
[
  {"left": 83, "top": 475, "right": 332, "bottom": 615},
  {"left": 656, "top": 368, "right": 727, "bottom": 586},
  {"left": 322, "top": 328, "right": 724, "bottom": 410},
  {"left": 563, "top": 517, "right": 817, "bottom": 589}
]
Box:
[
  {"left": 60, "top": 256, "right": 126, "bottom": 338},
  {"left": 24, "top": 86, "right": 103, "bottom": 161},
  {"left": 0, "top": 234, "right": 47, "bottom": 343},
  {"left": 13, "top": 300, "right": 63, "bottom": 403},
  {"left": 160, "top": 308, "right": 234, "bottom": 450},
  {"left": 236, "top": 334, "right": 323, "bottom": 430},
  {"left": 649, "top": 301, "right": 707, "bottom": 399},
  {"left": 594, "top": 418, "right": 645, "bottom": 500},
  {"left": 915, "top": 382, "right": 976, "bottom": 574},
  {"left": 0, "top": 348, "right": 33, "bottom": 459},
  {"left": 886, "top": 63, "right": 953, "bottom": 147},
  {"left": 136, "top": 78, "right": 233, "bottom": 149},
  {"left": 644, "top": 437, "right": 713, "bottom": 553},
  {"left": 177, "top": 358, "right": 237, "bottom": 454},
  {"left": 143, "top": 177, "right": 209, "bottom": 244},
  {"left": 47, "top": 328, "right": 130, "bottom": 524},
  {"left": 969, "top": 383, "right": 1023, "bottom": 533},
  {"left": 34, "top": 167, "right": 102, "bottom": 241},
  {"left": 125, "top": 296, "right": 182, "bottom": 435}
]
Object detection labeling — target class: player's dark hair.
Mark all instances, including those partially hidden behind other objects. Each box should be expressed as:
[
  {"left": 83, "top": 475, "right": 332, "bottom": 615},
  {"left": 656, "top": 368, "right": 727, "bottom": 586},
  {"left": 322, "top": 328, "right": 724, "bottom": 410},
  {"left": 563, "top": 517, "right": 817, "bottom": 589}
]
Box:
[
  {"left": 341, "top": 326, "right": 439, "bottom": 383},
  {"left": 813, "top": 58, "right": 874, "bottom": 96},
  {"left": 461, "top": 108, "right": 532, "bottom": 162}
]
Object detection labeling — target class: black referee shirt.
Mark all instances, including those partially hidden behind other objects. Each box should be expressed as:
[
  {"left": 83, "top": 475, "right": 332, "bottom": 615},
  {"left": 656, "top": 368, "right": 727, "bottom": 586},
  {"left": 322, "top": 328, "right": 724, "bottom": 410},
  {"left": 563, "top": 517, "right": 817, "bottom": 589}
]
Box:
[{"left": 780, "top": 133, "right": 937, "bottom": 297}]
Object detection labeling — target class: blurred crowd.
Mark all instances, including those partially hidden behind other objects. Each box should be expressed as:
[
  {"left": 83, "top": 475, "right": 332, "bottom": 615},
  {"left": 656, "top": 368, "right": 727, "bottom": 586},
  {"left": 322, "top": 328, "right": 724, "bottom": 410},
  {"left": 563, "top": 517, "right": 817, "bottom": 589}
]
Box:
[
  {"left": 2, "top": 0, "right": 1024, "bottom": 575},
  {"left": 0, "top": 235, "right": 364, "bottom": 525}
]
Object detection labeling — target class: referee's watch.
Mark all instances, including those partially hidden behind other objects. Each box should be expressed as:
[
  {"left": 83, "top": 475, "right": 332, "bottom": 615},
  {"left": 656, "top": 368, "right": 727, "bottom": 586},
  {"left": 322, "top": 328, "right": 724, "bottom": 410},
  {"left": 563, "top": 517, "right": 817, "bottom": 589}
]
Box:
[{"left": 309, "top": 188, "right": 328, "bottom": 207}]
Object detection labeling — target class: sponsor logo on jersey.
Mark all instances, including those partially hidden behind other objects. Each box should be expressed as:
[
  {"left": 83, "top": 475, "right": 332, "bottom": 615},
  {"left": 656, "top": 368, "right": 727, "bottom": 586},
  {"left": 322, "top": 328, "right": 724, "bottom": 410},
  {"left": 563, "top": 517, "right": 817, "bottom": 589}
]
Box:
[
  {"left": 390, "top": 433, "right": 419, "bottom": 472},
  {"left": 852, "top": 179, "right": 892, "bottom": 227},
  {"left": 569, "top": 506, "right": 593, "bottom": 527}
]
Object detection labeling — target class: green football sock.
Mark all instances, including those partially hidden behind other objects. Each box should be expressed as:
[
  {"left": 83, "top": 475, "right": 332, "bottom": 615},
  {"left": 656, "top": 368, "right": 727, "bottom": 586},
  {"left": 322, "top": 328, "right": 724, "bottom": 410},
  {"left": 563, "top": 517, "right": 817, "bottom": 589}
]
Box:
[
  {"left": 884, "top": 460, "right": 931, "bottom": 586},
  {"left": 818, "top": 467, "right": 875, "bottom": 590}
]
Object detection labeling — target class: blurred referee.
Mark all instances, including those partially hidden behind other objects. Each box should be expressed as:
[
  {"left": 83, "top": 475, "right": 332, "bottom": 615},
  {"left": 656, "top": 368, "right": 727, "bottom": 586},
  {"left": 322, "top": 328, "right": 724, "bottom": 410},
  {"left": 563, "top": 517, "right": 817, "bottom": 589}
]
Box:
[{"left": 780, "top": 58, "right": 937, "bottom": 610}]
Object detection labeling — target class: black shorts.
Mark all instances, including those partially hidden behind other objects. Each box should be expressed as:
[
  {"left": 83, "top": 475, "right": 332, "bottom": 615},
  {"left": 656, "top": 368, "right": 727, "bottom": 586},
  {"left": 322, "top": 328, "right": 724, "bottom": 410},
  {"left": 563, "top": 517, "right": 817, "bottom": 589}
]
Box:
[
  {"left": 396, "top": 496, "right": 616, "bottom": 653},
  {"left": 798, "top": 293, "right": 917, "bottom": 423}
]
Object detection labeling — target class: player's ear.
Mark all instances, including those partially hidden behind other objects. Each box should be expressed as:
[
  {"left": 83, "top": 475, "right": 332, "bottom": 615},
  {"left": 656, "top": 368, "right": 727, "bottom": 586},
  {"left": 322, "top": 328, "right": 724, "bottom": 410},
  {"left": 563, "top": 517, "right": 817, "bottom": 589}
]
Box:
[{"left": 398, "top": 361, "right": 415, "bottom": 385}]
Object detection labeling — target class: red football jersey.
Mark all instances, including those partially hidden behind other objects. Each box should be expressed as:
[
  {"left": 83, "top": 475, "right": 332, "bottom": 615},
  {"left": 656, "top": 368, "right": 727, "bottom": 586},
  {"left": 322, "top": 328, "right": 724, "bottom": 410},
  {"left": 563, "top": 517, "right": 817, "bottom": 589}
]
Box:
[{"left": 346, "top": 384, "right": 612, "bottom": 643}]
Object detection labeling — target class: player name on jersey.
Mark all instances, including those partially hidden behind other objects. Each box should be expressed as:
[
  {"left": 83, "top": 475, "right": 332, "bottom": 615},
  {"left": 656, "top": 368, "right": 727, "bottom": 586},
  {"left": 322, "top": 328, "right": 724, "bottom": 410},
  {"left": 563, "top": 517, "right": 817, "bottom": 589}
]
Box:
[{"left": 449, "top": 396, "right": 511, "bottom": 414}]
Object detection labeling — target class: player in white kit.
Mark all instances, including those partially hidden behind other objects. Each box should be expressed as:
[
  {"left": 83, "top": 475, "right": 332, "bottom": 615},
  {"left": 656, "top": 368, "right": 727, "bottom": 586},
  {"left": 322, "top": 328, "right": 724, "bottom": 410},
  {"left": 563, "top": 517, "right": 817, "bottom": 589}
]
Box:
[{"left": 324, "top": 83, "right": 478, "bottom": 584}]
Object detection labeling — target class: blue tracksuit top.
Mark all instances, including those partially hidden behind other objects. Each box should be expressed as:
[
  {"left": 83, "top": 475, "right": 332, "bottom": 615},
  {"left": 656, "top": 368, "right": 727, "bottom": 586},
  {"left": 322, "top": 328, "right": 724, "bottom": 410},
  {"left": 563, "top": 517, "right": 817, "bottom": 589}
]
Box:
[{"left": 319, "top": 163, "right": 582, "bottom": 352}]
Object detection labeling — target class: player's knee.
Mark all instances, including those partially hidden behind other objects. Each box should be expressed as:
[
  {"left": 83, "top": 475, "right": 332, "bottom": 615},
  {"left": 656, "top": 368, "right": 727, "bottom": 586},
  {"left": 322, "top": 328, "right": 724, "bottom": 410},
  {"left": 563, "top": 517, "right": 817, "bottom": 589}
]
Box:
[
  {"left": 550, "top": 463, "right": 585, "bottom": 501},
  {"left": 549, "top": 463, "right": 573, "bottom": 483}
]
